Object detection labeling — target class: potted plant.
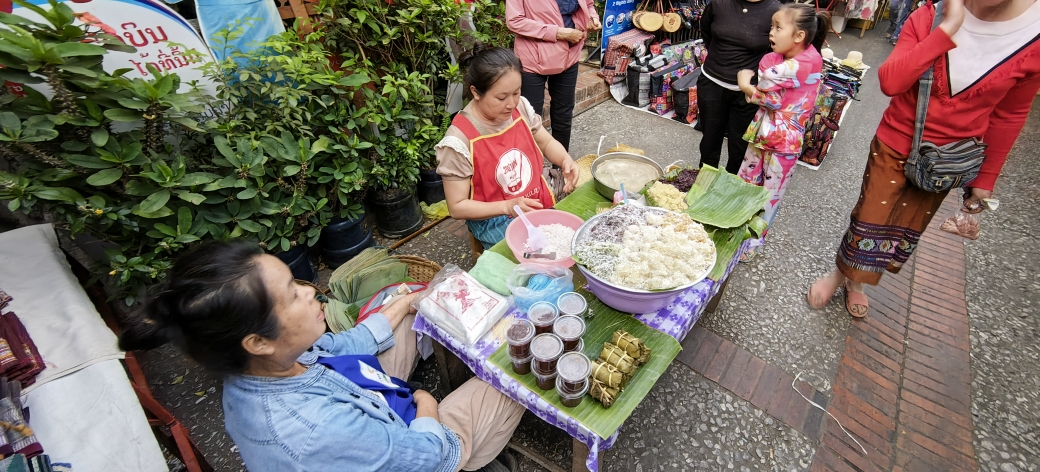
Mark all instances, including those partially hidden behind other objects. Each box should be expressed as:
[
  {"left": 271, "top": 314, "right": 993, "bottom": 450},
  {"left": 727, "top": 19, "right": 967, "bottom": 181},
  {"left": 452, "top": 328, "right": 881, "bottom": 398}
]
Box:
[{"left": 201, "top": 25, "right": 374, "bottom": 269}]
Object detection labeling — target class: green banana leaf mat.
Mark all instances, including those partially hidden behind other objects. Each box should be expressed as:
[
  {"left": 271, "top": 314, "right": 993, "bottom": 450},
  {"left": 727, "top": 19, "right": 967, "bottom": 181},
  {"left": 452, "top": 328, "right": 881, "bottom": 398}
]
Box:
[{"left": 488, "top": 287, "right": 681, "bottom": 440}]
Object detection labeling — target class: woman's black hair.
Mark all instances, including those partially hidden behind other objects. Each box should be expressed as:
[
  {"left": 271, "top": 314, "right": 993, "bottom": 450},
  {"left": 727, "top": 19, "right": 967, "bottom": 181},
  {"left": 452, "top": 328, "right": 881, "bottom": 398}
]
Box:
[
  {"left": 779, "top": 4, "right": 832, "bottom": 53},
  {"left": 118, "top": 241, "right": 280, "bottom": 375},
  {"left": 458, "top": 43, "right": 523, "bottom": 100}
]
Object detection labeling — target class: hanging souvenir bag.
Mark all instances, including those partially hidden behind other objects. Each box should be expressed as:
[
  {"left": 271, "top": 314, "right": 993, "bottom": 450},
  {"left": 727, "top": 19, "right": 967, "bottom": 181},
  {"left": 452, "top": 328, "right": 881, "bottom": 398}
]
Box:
[
  {"left": 633, "top": 0, "right": 664, "bottom": 32},
  {"left": 622, "top": 57, "right": 652, "bottom": 107},
  {"left": 903, "top": 2, "right": 988, "bottom": 193},
  {"left": 670, "top": 68, "right": 700, "bottom": 124}
]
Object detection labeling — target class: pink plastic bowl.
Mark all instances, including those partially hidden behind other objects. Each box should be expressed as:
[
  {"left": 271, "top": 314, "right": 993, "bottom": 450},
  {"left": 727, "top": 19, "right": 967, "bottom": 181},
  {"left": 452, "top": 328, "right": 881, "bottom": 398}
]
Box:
[{"left": 505, "top": 209, "right": 584, "bottom": 268}]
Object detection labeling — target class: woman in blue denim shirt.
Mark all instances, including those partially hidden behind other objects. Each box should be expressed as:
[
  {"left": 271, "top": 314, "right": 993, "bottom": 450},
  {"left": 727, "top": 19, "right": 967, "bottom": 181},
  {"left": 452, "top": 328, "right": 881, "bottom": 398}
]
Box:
[{"left": 119, "top": 242, "right": 524, "bottom": 471}]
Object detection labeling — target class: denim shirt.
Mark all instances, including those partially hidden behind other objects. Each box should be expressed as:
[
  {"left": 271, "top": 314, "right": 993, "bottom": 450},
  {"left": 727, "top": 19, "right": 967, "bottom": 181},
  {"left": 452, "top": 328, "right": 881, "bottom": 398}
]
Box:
[{"left": 222, "top": 314, "right": 462, "bottom": 472}]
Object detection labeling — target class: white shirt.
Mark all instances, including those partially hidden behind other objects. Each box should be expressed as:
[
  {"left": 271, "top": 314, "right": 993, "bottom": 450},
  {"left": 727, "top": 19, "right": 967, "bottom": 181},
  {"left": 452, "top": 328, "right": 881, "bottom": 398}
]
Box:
[{"left": 946, "top": 0, "right": 1040, "bottom": 95}]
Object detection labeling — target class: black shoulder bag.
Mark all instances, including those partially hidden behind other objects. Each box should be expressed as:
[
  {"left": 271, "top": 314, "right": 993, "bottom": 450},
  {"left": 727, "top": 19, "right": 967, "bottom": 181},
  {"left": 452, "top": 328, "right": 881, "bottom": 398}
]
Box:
[{"left": 903, "top": 1, "right": 988, "bottom": 193}]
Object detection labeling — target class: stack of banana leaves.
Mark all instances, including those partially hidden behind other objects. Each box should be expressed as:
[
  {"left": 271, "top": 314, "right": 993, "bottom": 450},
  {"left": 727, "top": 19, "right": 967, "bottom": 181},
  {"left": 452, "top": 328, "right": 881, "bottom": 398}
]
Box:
[
  {"left": 324, "top": 247, "right": 411, "bottom": 332},
  {"left": 682, "top": 165, "right": 769, "bottom": 280}
]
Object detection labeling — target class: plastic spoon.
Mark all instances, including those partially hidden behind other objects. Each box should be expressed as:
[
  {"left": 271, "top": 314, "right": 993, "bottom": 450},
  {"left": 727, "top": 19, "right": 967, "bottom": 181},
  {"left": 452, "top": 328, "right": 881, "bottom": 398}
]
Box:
[
  {"left": 620, "top": 182, "right": 629, "bottom": 204},
  {"left": 514, "top": 205, "right": 548, "bottom": 252}
]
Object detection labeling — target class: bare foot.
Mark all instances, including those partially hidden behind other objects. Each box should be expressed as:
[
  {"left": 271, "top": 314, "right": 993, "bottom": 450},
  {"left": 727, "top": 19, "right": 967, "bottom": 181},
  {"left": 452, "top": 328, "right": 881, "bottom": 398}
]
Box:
[
  {"left": 808, "top": 270, "right": 845, "bottom": 309},
  {"left": 844, "top": 280, "right": 869, "bottom": 318}
]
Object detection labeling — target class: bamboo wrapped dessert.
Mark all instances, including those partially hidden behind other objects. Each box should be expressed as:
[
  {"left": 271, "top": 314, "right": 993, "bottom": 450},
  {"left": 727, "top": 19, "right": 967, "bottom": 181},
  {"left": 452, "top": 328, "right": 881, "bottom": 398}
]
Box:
[
  {"left": 591, "top": 359, "right": 627, "bottom": 390},
  {"left": 599, "top": 343, "right": 638, "bottom": 376},
  {"left": 589, "top": 379, "right": 619, "bottom": 408},
  {"left": 612, "top": 330, "right": 651, "bottom": 365}
]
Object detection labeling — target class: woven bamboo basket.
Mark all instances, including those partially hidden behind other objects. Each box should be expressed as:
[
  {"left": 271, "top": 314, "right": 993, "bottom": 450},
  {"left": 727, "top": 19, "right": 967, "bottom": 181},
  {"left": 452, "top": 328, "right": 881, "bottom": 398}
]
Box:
[
  {"left": 633, "top": 11, "right": 663, "bottom": 31},
  {"left": 662, "top": 12, "right": 682, "bottom": 32},
  {"left": 576, "top": 154, "right": 597, "bottom": 187},
  {"left": 391, "top": 255, "right": 442, "bottom": 283}
]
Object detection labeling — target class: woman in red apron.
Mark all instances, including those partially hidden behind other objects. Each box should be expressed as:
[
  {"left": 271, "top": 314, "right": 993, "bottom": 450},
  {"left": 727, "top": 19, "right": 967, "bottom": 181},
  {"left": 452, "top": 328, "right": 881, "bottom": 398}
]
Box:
[{"left": 435, "top": 45, "right": 579, "bottom": 248}]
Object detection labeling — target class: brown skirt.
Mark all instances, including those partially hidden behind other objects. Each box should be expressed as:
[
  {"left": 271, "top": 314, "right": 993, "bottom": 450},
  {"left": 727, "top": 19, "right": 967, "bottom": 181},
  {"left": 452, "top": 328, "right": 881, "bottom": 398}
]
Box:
[{"left": 836, "top": 137, "right": 949, "bottom": 285}]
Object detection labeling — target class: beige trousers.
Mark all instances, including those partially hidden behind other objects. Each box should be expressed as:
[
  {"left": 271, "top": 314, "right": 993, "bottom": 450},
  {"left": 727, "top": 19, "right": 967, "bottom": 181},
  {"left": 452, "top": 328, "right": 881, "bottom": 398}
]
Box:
[{"left": 378, "top": 314, "right": 524, "bottom": 471}]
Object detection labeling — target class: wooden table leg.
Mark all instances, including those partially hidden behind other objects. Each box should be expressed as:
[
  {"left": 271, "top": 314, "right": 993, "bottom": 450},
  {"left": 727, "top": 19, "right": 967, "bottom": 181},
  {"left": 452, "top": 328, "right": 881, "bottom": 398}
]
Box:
[
  {"left": 571, "top": 437, "right": 600, "bottom": 472},
  {"left": 705, "top": 276, "right": 731, "bottom": 313}
]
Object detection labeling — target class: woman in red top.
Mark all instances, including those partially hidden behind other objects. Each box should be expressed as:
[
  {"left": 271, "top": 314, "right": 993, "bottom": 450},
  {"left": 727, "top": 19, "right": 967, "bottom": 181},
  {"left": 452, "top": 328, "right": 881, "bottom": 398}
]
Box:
[
  {"left": 435, "top": 46, "right": 580, "bottom": 249},
  {"left": 808, "top": 0, "right": 1040, "bottom": 318}
]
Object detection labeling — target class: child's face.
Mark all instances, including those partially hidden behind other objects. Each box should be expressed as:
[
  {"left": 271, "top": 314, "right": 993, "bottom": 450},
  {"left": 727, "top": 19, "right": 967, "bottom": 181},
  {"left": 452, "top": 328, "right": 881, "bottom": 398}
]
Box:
[{"left": 769, "top": 11, "right": 807, "bottom": 58}]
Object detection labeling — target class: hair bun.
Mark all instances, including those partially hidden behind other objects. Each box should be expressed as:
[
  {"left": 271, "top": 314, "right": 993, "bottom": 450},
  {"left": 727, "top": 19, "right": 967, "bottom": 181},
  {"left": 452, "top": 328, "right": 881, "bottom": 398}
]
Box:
[{"left": 458, "top": 42, "right": 492, "bottom": 69}]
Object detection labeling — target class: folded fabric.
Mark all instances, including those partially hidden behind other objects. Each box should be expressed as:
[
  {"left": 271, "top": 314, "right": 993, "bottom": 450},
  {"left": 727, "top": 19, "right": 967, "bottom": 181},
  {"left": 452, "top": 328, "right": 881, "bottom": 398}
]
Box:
[
  {"left": 0, "top": 314, "right": 44, "bottom": 387},
  {"left": 0, "top": 454, "right": 28, "bottom": 472},
  {"left": 467, "top": 251, "right": 518, "bottom": 296},
  {"left": 0, "top": 378, "right": 41, "bottom": 458}
]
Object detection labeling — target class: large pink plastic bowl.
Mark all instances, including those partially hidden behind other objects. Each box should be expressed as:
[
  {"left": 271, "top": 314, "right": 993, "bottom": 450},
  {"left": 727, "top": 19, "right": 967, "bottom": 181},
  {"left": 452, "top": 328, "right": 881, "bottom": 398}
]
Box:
[{"left": 505, "top": 209, "right": 584, "bottom": 268}]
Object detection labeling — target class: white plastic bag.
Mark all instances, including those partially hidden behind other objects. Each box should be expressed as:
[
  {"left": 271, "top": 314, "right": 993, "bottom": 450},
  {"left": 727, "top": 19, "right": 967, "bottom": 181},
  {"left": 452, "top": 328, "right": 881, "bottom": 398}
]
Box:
[{"left": 411, "top": 264, "right": 511, "bottom": 346}]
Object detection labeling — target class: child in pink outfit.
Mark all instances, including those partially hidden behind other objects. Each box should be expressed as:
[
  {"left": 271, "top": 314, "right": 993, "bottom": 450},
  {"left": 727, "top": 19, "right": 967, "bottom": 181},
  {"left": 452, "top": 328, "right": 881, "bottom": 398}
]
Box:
[{"left": 736, "top": 4, "right": 828, "bottom": 246}]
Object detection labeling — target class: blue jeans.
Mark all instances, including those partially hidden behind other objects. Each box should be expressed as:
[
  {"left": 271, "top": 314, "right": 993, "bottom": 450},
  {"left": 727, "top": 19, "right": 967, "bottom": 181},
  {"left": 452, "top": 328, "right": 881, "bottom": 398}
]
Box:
[{"left": 887, "top": 0, "right": 913, "bottom": 43}]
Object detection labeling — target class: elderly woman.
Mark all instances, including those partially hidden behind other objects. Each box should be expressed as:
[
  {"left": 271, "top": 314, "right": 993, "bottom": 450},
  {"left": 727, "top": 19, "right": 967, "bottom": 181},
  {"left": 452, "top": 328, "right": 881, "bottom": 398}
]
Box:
[
  {"left": 436, "top": 45, "right": 579, "bottom": 249},
  {"left": 120, "top": 242, "right": 524, "bottom": 471},
  {"left": 808, "top": 0, "right": 1040, "bottom": 318}
]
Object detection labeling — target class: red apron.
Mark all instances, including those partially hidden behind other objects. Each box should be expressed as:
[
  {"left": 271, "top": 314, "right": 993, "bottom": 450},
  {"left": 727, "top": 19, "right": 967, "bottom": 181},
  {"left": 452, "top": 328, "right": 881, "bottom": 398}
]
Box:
[{"left": 452, "top": 109, "right": 556, "bottom": 209}]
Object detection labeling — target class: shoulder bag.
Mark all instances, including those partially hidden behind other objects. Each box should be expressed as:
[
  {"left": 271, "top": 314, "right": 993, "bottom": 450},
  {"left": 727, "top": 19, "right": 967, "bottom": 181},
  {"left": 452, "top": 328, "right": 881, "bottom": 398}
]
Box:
[{"left": 903, "top": 1, "right": 988, "bottom": 193}]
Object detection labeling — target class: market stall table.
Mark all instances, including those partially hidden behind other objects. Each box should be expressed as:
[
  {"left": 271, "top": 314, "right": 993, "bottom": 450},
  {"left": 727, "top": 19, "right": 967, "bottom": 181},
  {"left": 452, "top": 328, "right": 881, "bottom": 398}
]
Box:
[{"left": 412, "top": 182, "right": 748, "bottom": 471}]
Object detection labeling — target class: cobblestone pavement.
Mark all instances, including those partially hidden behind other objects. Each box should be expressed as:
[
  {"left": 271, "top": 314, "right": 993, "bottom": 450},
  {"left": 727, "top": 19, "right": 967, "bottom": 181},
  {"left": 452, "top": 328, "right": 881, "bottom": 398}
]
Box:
[
  {"left": 119, "top": 19, "right": 1040, "bottom": 472},
  {"left": 963, "top": 101, "right": 1040, "bottom": 472}
]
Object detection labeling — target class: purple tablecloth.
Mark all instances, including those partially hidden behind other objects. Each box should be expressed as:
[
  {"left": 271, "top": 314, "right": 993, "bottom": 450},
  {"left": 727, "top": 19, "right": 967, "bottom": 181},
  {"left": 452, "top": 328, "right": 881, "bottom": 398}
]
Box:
[{"left": 412, "top": 240, "right": 747, "bottom": 471}]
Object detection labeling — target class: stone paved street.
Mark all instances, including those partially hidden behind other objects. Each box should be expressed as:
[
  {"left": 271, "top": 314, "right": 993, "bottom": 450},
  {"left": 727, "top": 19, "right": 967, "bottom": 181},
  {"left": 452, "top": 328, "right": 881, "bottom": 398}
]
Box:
[{"left": 123, "top": 18, "right": 1040, "bottom": 472}]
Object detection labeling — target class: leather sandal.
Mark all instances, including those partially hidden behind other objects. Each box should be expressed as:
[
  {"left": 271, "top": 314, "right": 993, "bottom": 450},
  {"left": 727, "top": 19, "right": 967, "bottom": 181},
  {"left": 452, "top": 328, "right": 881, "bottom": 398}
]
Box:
[{"left": 843, "top": 282, "right": 869, "bottom": 318}]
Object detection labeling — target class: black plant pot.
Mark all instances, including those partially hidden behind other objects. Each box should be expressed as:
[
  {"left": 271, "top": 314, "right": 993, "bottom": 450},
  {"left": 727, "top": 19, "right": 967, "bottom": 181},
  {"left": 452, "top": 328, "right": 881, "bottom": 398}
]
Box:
[
  {"left": 416, "top": 169, "right": 445, "bottom": 205},
  {"left": 274, "top": 244, "right": 318, "bottom": 284},
  {"left": 367, "top": 187, "right": 424, "bottom": 238},
  {"left": 321, "top": 212, "right": 368, "bottom": 253},
  {"left": 322, "top": 227, "right": 376, "bottom": 269}
]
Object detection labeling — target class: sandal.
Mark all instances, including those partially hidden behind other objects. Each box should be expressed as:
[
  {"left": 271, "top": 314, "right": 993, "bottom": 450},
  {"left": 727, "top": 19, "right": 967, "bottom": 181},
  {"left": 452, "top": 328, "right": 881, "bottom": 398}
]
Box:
[
  {"left": 807, "top": 276, "right": 838, "bottom": 309},
  {"left": 843, "top": 282, "right": 869, "bottom": 318}
]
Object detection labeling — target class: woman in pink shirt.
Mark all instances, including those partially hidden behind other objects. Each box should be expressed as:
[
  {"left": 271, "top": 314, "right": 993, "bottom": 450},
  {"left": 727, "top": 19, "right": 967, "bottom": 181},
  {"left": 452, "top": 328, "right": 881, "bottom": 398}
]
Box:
[{"left": 506, "top": 0, "right": 600, "bottom": 152}]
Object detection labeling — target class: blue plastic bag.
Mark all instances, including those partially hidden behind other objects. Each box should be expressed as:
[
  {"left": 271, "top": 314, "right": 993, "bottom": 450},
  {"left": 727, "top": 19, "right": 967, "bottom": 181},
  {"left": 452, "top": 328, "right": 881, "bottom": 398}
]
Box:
[{"left": 506, "top": 264, "right": 574, "bottom": 312}]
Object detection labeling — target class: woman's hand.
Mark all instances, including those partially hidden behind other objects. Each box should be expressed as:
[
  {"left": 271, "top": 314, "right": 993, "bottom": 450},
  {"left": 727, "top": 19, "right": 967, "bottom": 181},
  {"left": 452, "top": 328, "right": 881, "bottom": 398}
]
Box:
[
  {"left": 587, "top": 14, "right": 602, "bottom": 31},
  {"left": 561, "top": 158, "right": 579, "bottom": 193},
  {"left": 413, "top": 390, "right": 439, "bottom": 421},
  {"left": 556, "top": 27, "right": 585, "bottom": 44},
  {"left": 504, "top": 198, "right": 544, "bottom": 217},
  {"left": 381, "top": 292, "right": 419, "bottom": 331},
  {"left": 962, "top": 187, "right": 992, "bottom": 214},
  {"left": 938, "top": 0, "right": 965, "bottom": 37}
]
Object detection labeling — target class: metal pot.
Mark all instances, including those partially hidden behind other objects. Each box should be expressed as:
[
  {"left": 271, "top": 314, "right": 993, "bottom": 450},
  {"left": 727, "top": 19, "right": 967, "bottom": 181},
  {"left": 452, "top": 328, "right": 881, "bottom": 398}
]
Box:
[{"left": 590, "top": 152, "right": 664, "bottom": 200}]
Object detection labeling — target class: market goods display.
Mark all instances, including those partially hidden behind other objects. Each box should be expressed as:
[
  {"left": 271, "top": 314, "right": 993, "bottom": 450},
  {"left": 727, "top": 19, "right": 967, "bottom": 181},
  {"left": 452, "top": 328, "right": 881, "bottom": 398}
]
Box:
[
  {"left": 612, "top": 330, "right": 652, "bottom": 365},
  {"left": 588, "top": 330, "right": 652, "bottom": 407},
  {"left": 525, "top": 223, "right": 575, "bottom": 258},
  {"left": 659, "top": 167, "right": 699, "bottom": 193},
  {"left": 644, "top": 181, "right": 688, "bottom": 212},
  {"left": 594, "top": 159, "right": 660, "bottom": 193},
  {"left": 411, "top": 264, "right": 510, "bottom": 345},
  {"left": 573, "top": 205, "right": 715, "bottom": 291}
]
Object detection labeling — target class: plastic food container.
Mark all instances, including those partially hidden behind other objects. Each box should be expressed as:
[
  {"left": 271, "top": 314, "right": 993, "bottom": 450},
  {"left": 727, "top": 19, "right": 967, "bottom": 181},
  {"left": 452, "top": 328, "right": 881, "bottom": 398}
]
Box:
[
  {"left": 504, "top": 209, "right": 585, "bottom": 268},
  {"left": 556, "top": 375, "right": 590, "bottom": 407},
  {"left": 506, "top": 319, "right": 535, "bottom": 359},
  {"left": 530, "top": 333, "right": 564, "bottom": 375},
  {"left": 534, "top": 369, "right": 557, "bottom": 391},
  {"left": 570, "top": 207, "right": 716, "bottom": 314},
  {"left": 528, "top": 302, "right": 559, "bottom": 335},
  {"left": 509, "top": 353, "right": 533, "bottom": 375},
  {"left": 557, "top": 352, "right": 591, "bottom": 391},
  {"left": 553, "top": 315, "right": 585, "bottom": 352},
  {"left": 557, "top": 292, "right": 588, "bottom": 318}
]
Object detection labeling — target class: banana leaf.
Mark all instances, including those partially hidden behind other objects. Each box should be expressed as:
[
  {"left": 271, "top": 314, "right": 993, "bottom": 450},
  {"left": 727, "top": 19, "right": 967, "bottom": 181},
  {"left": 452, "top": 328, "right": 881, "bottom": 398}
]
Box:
[
  {"left": 706, "top": 214, "right": 768, "bottom": 281},
  {"left": 488, "top": 290, "right": 681, "bottom": 440},
  {"left": 684, "top": 165, "right": 770, "bottom": 228},
  {"left": 324, "top": 298, "right": 356, "bottom": 333}
]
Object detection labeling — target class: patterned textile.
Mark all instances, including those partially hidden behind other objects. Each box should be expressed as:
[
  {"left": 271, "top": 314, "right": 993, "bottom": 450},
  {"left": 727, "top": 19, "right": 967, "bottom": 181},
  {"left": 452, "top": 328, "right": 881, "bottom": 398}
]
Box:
[
  {"left": 845, "top": 0, "right": 879, "bottom": 20},
  {"left": 599, "top": 29, "right": 655, "bottom": 84},
  {"left": 0, "top": 455, "right": 28, "bottom": 472},
  {"left": 736, "top": 149, "right": 799, "bottom": 235},
  {"left": 837, "top": 137, "right": 949, "bottom": 284},
  {"left": 0, "top": 314, "right": 44, "bottom": 387},
  {"left": 742, "top": 48, "right": 824, "bottom": 155},
  {"left": 412, "top": 238, "right": 749, "bottom": 472},
  {"left": 0, "top": 290, "right": 9, "bottom": 312}
]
